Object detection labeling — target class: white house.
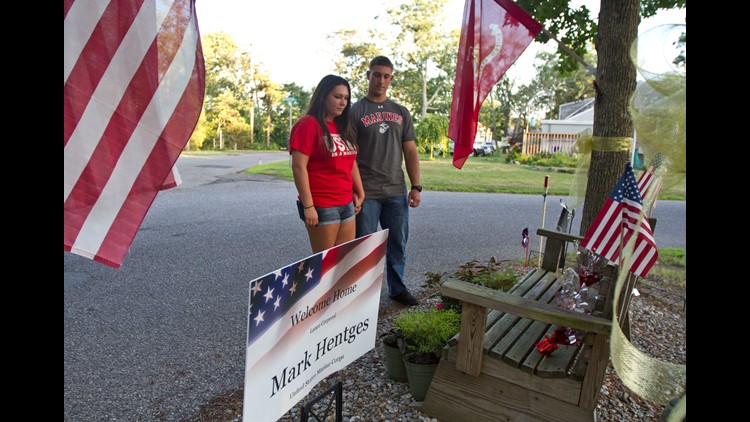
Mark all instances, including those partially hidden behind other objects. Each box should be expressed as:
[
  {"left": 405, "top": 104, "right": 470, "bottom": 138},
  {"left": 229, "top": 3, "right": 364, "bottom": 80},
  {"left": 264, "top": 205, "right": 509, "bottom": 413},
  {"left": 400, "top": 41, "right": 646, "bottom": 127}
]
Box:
[{"left": 539, "top": 97, "right": 594, "bottom": 135}]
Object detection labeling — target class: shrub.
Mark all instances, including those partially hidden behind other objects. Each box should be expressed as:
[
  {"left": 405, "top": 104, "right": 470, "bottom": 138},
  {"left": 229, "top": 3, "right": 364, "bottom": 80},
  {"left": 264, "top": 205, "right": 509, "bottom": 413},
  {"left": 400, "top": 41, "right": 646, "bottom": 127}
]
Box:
[
  {"left": 424, "top": 258, "right": 519, "bottom": 314},
  {"left": 393, "top": 307, "right": 461, "bottom": 364}
]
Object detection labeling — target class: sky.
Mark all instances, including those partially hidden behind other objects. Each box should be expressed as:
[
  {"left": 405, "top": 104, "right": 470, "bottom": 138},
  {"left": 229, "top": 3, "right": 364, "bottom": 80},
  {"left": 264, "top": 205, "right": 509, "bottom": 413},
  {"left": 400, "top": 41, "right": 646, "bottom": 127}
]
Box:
[{"left": 194, "top": 0, "right": 686, "bottom": 89}]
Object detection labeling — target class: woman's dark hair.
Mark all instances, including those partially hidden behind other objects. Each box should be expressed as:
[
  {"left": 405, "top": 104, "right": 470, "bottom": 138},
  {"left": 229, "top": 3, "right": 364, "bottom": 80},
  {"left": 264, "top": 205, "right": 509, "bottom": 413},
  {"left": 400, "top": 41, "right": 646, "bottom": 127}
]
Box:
[{"left": 305, "top": 74, "right": 356, "bottom": 154}]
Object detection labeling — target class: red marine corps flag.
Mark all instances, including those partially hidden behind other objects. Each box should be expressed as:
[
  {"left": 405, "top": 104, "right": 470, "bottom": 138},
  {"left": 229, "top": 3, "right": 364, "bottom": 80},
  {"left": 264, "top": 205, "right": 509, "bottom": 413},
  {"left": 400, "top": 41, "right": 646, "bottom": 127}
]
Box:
[
  {"left": 449, "top": 0, "right": 541, "bottom": 169},
  {"left": 64, "top": 0, "right": 205, "bottom": 268}
]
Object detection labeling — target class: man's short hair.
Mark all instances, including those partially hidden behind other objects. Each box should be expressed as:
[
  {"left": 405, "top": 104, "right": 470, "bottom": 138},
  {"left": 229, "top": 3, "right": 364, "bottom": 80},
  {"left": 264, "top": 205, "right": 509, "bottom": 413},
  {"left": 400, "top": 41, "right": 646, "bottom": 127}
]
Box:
[{"left": 369, "top": 56, "right": 393, "bottom": 70}]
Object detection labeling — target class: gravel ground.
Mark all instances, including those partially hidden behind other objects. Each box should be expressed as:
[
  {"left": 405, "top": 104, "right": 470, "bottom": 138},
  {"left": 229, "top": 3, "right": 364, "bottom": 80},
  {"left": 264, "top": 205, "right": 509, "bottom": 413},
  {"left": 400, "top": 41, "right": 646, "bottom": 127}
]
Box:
[{"left": 185, "top": 270, "right": 686, "bottom": 422}]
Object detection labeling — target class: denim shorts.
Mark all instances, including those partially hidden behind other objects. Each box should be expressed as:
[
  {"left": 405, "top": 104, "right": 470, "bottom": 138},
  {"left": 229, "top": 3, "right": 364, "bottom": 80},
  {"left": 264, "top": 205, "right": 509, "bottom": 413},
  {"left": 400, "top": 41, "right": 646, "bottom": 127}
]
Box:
[{"left": 296, "top": 200, "right": 355, "bottom": 226}]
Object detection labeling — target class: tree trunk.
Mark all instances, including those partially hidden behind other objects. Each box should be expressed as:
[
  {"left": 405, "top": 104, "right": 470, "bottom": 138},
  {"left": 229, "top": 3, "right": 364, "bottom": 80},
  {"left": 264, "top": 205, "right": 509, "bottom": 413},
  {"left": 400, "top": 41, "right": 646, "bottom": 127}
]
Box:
[
  {"left": 421, "top": 67, "right": 428, "bottom": 117},
  {"left": 249, "top": 95, "right": 255, "bottom": 145},
  {"left": 579, "top": 0, "right": 640, "bottom": 235},
  {"left": 265, "top": 95, "right": 271, "bottom": 148}
]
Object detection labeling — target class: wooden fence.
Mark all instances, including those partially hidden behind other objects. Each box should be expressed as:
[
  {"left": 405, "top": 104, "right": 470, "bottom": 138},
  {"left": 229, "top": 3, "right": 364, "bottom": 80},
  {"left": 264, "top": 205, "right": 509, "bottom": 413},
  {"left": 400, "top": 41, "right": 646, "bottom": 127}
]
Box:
[{"left": 521, "top": 132, "right": 579, "bottom": 156}]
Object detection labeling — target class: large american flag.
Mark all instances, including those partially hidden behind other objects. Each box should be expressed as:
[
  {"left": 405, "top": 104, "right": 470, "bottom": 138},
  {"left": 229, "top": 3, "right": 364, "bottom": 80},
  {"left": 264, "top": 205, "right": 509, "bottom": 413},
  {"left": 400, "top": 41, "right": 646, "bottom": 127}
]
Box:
[
  {"left": 449, "top": 0, "right": 541, "bottom": 169},
  {"left": 244, "top": 231, "right": 388, "bottom": 421},
  {"left": 64, "top": 0, "right": 205, "bottom": 268},
  {"left": 581, "top": 163, "right": 658, "bottom": 278}
]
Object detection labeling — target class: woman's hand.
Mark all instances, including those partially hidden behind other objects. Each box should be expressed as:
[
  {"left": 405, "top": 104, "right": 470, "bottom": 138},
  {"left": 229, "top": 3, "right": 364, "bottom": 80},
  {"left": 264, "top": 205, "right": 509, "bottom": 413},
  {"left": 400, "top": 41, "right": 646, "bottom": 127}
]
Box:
[
  {"left": 353, "top": 193, "right": 363, "bottom": 215},
  {"left": 304, "top": 207, "right": 319, "bottom": 227}
]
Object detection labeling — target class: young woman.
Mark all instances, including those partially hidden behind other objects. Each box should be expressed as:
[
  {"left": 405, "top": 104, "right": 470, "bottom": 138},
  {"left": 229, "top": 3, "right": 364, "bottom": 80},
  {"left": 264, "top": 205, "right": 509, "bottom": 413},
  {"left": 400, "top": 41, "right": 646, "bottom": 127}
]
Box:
[{"left": 290, "top": 75, "right": 364, "bottom": 253}]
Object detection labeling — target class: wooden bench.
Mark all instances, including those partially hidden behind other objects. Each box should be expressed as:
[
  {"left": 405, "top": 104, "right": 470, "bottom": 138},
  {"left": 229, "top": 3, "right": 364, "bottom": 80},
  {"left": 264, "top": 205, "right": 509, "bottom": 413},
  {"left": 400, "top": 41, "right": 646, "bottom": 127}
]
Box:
[{"left": 421, "top": 227, "right": 647, "bottom": 422}]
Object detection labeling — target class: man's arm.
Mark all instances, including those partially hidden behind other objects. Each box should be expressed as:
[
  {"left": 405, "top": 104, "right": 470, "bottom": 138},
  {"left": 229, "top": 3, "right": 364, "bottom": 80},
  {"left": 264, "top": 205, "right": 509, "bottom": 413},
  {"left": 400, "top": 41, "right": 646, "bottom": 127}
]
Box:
[{"left": 403, "top": 140, "right": 421, "bottom": 208}]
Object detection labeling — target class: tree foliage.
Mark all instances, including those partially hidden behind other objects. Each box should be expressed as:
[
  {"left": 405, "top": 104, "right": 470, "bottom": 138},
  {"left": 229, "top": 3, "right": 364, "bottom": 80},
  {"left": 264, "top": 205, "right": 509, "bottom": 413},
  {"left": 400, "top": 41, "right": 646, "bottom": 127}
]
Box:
[
  {"left": 329, "top": 29, "right": 385, "bottom": 100},
  {"left": 196, "top": 32, "right": 298, "bottom": 150},
  {"left": 386, "top": 0, "right": 456, "bottom": 118},
  {"left": 515, "top": 0, "right": 685, "bottom": 234},
  {"left": 415, "top": 114, "right": 450, "bottom": 156}
]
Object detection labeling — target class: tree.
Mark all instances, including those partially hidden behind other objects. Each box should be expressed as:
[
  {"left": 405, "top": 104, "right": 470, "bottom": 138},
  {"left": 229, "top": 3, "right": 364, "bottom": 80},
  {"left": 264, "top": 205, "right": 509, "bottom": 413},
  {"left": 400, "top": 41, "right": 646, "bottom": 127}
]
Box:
[
  {"left": 279, "top": 82, "right": 312, "bottom": 148},
  {"left": 415, "top": 114, "right": 449, "bottom": 157},
  {"left": 187, "top": 109, "right": 208, "bottom": 151},
  {"left": 254, "top": 71, "right": 285, "bottom": 148},
  {"left": 531, "top": 49, "right": 596, "bottom": 119},
  {"left": 200, "top": 32, "right": 257, "bottom": 150},
  {"left": 516, "top": 0, "right": 686, "bottom": 235},
  {"left": 210, "top": 91, "right": 249, "bottom": 150},
  {"left": 479, "top": 78, "right": 517, "bottom": 143},
  {"left": 234, "top": 48, "right": 256, "bottom": 147},
  {"left": 329, "top": 29, "right": 384, "bottom": 99},
  {"left": 386, "top": 0, "right": 456, "bottom": 118},
  {"left": 330, "top": 1, "right": 457, "bottom": 117}
]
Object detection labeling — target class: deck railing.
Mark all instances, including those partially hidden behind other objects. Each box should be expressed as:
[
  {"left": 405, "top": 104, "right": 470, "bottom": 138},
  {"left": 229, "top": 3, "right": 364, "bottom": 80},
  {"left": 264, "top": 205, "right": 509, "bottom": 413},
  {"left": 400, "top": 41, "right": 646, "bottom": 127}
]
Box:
[{"left": 521, "top": 132, "right": 579, "bottom": 156}]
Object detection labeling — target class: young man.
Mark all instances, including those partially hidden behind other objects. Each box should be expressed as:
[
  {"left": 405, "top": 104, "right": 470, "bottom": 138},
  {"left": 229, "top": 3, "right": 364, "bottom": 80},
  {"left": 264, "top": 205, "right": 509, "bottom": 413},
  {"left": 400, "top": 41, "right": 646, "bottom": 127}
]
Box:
[{"left": 350, "top": 56, "right": 422, "bottom": 306}]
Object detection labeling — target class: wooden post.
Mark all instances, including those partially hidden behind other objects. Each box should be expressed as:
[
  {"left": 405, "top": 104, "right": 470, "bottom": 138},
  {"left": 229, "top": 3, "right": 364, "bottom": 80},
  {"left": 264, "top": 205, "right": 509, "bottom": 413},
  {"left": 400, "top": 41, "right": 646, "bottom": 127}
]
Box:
[
  {"left": 538, "top": 175, "right": 550, "bottom": 267},
  {"left": 455, "top": 302, "right": 487, "bottom": 377}
]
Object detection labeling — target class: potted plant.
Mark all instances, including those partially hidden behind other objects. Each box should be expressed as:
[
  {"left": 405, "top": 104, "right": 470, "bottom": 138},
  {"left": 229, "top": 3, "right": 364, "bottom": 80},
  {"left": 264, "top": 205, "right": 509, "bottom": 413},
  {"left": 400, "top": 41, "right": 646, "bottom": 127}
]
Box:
[
  {"left": 380, "top": 330, "right": 408, "bottom": 382},
  {"left": 393, "top": 306, "right": 461, "bottom": 401}
]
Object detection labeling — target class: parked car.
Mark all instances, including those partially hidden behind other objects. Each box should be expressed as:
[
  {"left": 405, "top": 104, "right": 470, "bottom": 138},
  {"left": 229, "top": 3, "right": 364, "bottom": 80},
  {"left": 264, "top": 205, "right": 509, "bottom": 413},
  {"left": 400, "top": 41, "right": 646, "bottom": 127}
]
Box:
[
  {"left": 432, "top": 140, "right": 455, "bottom": 157},
  {"left": 473, "top": 141, "right": 485, "bottom": 156},
  {"left": 472, "top": 141, "right": 496, "bottom": 156}
]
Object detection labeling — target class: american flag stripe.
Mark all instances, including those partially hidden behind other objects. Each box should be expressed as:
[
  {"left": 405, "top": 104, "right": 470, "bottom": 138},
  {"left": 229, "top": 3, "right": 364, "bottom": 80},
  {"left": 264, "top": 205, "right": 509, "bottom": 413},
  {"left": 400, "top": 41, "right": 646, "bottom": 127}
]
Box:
[
  {"left": 63, "top": 0, "right": 112, "bottom": 83},
  {"left": 637, "top": 153, "right": 667, "bottom": 209},
  {"left": 64, "top": 0, "right": 204, "bottom": 267},
  {"left": 628, "top": 236, "right": 658, "bottom": 276},
  {"left": 63, "top": 1, "right": 151, "bottom": 147},
  {"left": 582, "top": 199, "right": 620, "bottom": 258},
  {"left": 637, "top": 168, "right": 653, "bottom": 198}
]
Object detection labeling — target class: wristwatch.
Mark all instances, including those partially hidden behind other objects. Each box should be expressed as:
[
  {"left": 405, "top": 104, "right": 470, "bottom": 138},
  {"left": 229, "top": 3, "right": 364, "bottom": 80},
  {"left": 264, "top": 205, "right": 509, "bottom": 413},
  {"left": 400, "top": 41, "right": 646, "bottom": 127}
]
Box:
[{"left": 411, "top": 185, "right": 423, "bottom": 192}]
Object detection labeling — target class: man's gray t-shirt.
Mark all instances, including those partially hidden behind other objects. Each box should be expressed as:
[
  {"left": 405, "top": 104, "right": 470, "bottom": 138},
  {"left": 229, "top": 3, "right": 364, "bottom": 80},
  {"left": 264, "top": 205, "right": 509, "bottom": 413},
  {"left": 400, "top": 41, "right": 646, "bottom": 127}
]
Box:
[{"left": 350, "top": 97, "right": 416, "bottom": 199}]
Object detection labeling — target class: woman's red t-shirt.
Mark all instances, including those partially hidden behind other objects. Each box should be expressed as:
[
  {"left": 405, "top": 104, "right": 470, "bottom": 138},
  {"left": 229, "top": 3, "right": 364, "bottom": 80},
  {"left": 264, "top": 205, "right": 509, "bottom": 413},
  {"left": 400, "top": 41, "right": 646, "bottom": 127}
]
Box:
[{"left": 289, "top": 115, "right": 357, "bottom": 207}]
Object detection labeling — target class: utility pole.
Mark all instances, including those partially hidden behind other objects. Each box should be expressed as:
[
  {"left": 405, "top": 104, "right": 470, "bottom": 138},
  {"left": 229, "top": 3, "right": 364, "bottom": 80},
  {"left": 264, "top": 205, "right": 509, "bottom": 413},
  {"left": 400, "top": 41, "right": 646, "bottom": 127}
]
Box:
[{"left": 284, "top": 95, "right": 297, "bottom": 139}]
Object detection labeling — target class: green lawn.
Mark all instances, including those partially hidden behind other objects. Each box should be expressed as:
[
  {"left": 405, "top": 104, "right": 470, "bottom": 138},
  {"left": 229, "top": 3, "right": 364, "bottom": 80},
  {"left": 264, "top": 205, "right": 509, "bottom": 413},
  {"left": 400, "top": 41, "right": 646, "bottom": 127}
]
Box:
[{"left": 246, "top": 153, "right": 686, "bottom": 199}]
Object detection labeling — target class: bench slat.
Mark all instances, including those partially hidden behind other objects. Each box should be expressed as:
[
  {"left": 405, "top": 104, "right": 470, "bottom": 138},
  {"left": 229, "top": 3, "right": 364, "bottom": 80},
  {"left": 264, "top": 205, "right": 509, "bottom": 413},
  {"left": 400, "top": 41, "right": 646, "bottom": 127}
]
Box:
[
  {"left": 445, "top": 268, "right": 543, "bottom": 348},
  {"left": 534, "top": 325, "right": 580, "bottom": 378},
  {"left": 486, "top": 271, "right": 558, "bottom": 357},
  {"left": 494, "top": 274, "right": 564, "bottom": 362},
  {"left": 504, "top": 319, "right": 549, "bottom": 368},
  {"left": 439, "top": 278, "right": 613, "bottom": 334}
]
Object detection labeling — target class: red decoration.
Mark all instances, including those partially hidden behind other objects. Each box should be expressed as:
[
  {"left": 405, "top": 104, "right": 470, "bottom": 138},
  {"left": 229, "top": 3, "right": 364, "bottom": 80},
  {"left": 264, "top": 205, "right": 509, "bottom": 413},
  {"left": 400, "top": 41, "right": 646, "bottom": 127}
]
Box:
[
  {"left": 578, "top": 268, "right": 601, "bottom": 287},
  {"left": 535, "top": 335, "right": 559, "bottom": 356},
  {"left": 535, "top": 327, "right": 571, "bottom": 356}
]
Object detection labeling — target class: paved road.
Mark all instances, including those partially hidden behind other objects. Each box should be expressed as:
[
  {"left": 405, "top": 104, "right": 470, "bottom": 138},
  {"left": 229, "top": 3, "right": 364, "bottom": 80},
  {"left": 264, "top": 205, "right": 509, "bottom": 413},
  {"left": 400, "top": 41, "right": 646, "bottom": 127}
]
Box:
[{"left": 64, "top": 152, "right": 686, "bottom": 421}]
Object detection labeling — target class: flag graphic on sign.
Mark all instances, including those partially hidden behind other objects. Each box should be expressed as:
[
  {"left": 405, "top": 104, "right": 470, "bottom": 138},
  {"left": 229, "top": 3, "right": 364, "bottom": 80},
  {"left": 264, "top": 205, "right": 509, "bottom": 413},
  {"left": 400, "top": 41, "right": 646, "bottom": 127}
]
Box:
[
  {"left": 449, "top": 0, "right": 541, "bottom": 169},
  {"left": 244, "top": 231, "right": 388, "bottom": 422},
  {"left": 64, "top": 0, "right": 205, "bottom": 268},
  {"left": 581, "top": 163, "right": 658, "bottom": 278}
]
